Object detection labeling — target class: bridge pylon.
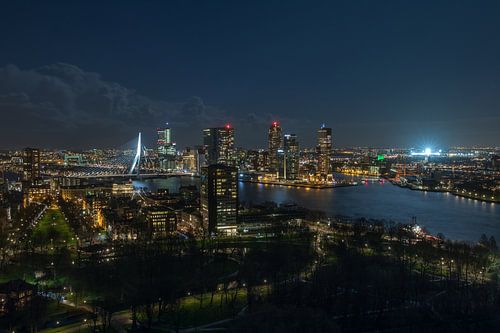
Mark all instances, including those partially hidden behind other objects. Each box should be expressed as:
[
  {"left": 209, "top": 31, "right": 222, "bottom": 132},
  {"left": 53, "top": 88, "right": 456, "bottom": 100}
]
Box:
[{"left": 129, "top": 132, "right": 142, "bottom": 175}]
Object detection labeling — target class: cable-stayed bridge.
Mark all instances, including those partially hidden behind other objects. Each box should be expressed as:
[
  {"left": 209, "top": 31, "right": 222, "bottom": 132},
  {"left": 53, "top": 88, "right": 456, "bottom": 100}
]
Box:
[{"left": 59, "top": 133, "right": 195, "bottom": 179}]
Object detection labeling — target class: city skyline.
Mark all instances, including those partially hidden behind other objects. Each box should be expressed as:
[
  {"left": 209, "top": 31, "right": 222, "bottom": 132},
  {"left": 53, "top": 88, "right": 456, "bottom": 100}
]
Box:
[
  {"left": 1, "top": 121, "right": 498, "bottom": 153},
  {"left": 1, "top": 1, "right": 499, "bottom": 149},
  {"left": 0, "top": 120, "right": 498, "bottom": 151},
  {"left": 0, "top": 2, "right": 499, "bottom": 331}
]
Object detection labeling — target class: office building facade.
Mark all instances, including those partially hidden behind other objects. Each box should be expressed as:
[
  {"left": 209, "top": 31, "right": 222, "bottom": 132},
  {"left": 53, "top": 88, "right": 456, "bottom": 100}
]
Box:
[
  {"left": 200, "top": 164, "right": 238, "bottom": 235},
  {"left": 23, "top": 148, "right": 40, "bottom": 184},
  {"left": 157, "top": 127, "right": 172, "bottom": 156},
  {"left": 203, "top": 126, "right": 235, "bottom": 166},
  {"left": 317, "top": 125, "right": 332, "bottom": 179},
  {"left": 283, "top": 134, "right": 300, "bottom": 180},
  {"left": 157, "top": 127, "right": 177, "bottom": 171},
  {"left": 268, "top": 121, "right": 282, "bottom": 172}
]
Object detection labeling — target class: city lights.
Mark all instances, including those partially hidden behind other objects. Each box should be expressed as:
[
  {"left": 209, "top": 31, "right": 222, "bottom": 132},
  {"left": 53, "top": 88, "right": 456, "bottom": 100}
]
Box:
[{"left": 0, "top": 2, "right": 498, "bottom": 331}]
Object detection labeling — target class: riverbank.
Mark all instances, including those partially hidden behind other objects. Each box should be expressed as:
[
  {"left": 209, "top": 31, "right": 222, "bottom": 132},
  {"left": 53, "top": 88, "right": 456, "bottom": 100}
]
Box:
[
  {"left": 387, "top": 179, "right": 499, "bottom": 204},
  {"left": 136, "top": 176, "right": 498, "bottom": 242},
  {"left": 241, "top": 179, "right": 358, "bottom": 189}
]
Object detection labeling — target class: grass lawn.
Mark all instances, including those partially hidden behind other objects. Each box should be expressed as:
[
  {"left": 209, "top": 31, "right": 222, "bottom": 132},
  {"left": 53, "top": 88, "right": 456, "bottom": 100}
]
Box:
[{"left": 32, "top": 208, "right": 76, "bottom": 249}]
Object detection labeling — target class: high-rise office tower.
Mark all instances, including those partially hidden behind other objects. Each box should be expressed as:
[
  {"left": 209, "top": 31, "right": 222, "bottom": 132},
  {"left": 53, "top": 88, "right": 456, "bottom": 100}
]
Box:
[
  {"left": 283, "top": 134, "right": 300, "bottom": 180},
  {"left": 257, "top": 150, "right": 269, "bottom": 171},
  {"left": 200, "top": 164, "right": 238, "bottom": 235},
  {"left": 157, "top": 127, "right": 172, "bottom": 156},
  {"left": 195, "top": 146, "right": 207, "bottom": 174},
  {"left": 317, "top": 125, "right": 332, "bottom": 178},
  {"left": 23, "top": 148, "right": 40, "bottom": 183},
  {"left": 203, "top": 125, "right": 235, "bottom": 166},
  {"left": 157, "top": 126, "right": 177, "bottom": 171},
  {"left": 268, "top": 121, "right": 282, "bottom": 172}
]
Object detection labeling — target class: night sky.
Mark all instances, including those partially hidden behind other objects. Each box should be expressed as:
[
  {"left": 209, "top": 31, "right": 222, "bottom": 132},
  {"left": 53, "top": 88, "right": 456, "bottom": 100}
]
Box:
[{"left": 1, "top": 0, "right": 499, "bottom": 150}]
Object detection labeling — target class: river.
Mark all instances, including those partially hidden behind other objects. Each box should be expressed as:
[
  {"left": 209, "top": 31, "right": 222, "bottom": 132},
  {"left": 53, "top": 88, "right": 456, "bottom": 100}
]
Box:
[{"left": 133, "top": 176, "right": 498, "bottom": 242}]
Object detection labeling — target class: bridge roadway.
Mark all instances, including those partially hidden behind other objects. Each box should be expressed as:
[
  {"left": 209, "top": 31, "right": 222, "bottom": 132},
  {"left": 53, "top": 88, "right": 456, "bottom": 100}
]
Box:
[{"left": 70, "top": 172, "right": 198, "bottom": 179}]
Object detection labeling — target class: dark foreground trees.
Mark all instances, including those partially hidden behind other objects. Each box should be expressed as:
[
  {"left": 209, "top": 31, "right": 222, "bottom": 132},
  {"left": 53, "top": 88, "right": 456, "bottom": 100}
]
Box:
[{"left": 225, "top": 221, "right": 500, "bottom": 332}]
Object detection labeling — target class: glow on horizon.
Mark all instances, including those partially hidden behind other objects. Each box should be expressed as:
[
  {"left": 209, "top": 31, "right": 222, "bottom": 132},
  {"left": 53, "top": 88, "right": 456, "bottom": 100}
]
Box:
[{"left": 411, "top": 147, "right": 442, "bottom": 156}]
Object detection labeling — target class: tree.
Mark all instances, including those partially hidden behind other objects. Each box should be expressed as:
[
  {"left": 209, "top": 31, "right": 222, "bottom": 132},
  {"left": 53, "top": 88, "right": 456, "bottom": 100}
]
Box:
[
  {"left": 26, "top": 295, "right": 48, "bottom": 333},
  {"left": 479, "top": 234, "right": 489, "bottom": 247},
  {"left": 0, "top": 229, "right": 10, "bottom": 268},
  {"left": 489, "top": 236, "right": 497, "bottom": 252}
]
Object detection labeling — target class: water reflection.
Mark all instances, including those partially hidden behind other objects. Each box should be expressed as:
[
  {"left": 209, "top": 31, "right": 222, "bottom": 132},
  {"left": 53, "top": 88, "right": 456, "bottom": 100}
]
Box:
[{"left": 134, "top": 176, "right": 498, "bottom": 242}]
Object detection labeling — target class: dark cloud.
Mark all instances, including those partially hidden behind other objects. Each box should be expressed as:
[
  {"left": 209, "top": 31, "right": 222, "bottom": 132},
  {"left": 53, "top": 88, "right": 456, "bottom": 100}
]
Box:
[
  {"left": 0, "top": 63, "right": 229, "bottom": 149},
  {"left": 0, "top": 63, "right": 309, "bottom": 150},
  {"left": 5, "top": 63, "right": 492, "bottom": 150}
]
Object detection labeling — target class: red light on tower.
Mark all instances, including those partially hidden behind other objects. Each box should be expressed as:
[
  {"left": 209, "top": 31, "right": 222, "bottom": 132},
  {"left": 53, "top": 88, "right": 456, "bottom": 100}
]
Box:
[
  {"left": 272, "top": 121, "right": 278, "bottom": 127},
  {"left": 225, "top": 124, "right": 231, "bottom": 129}
]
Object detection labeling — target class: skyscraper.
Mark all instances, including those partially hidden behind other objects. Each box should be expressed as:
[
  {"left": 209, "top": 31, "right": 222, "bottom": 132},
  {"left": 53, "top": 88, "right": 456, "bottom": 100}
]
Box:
[
  {"left": 317, "top": 125, "right": 332, "bottom": 179},
  {"left": 195, "top": 146, "right": 207, "bottom": 174},
  {"left": 268, "top": 121, "right": 282, "bottom": 173},
  {"left": 157, "top": 126, "right": 177, "bottom": 171},
  {"left": 283, "top": 134, "right": 300, "bottom": 180},
  {"left": 200, "top": 164, "right": 238, "bottom": 235},
  {"left": 257, "top": 150, "right": 269, "bottom": 171},
  {"left": 23, "top": 148, "right": 40, "bottom": 183},
  {"left": 203, "top": 125, "right": 235, "bottom": 166},
  {"left": 157, "top": 127, "right": 172, "bottom": 156}
]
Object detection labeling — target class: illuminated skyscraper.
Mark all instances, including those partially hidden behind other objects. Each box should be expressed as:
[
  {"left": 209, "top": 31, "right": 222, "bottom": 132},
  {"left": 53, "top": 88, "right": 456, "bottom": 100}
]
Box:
[
  {"left": 317, "top": 125, "right": 332, "bottom": 179},
  {"left": 283, "top": 134, "right": 300, "bottom": 180},
  {"left": 157, "top": 126, "right": 177, "bottom": 171},
  {"left": 268, "top": 121, "right": 282, "bottom": 172},
  {"left": 157, "top": 127, "right": 172, "bottom": 156},
  {"left": 23, "top": 148, "right": 40, "bottom": 183},
  {"left": 195, "top": 146, "right": 207, "bottom": 173},
  {"left": 203, "top": 125, "right": 235, "bottom": 166},
  {"left": 200, "top": 164, "right": 238, "bottom": 235},
  {"left": 257, "top": 150, "right": 269, "bottom": 171}
]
